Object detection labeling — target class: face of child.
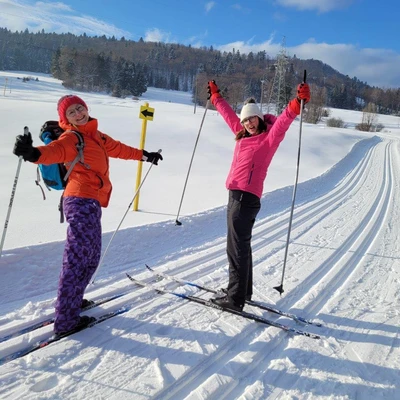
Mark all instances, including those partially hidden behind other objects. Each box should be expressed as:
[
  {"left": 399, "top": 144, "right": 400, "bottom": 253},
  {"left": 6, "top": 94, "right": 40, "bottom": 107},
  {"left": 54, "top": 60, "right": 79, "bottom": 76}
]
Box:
[
  {"left": 66, "top": 104, "right": 89, "bottom": 125},
  {"left": 242, "top": 115, "right": 260, "bottom": 135}
]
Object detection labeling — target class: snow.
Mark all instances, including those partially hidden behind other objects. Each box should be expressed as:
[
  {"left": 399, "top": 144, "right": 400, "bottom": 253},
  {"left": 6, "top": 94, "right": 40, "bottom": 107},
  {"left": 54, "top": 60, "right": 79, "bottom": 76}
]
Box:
[{"left": 0, "top": 71, "right": 399, "bottom": 399}]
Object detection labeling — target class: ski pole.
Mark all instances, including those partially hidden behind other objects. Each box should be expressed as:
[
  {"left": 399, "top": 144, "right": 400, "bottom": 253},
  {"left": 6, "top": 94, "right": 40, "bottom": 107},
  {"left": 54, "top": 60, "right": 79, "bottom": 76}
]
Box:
[
  {"left": 0, "top": 126, "right": 28, "bottom": 257},
  {"left": 175, "top": 100, "right": 210, "bottom": 225},
  {"left": 274, "top": 70, "right": 307, "bottom": 295},
  {"left": 90, "top": 149, "right": 162, "bottom": 284}
]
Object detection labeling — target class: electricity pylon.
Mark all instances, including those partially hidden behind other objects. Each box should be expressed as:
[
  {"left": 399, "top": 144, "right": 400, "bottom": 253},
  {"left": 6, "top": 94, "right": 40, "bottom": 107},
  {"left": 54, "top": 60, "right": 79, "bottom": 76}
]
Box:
[{"left": 268, "top": 37, "right": 289, "bottom": 115}]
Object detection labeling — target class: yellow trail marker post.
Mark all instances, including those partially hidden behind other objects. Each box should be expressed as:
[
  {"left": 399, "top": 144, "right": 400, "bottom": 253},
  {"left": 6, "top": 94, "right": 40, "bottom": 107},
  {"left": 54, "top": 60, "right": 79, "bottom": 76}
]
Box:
[{"left": 133, "top": 102, "right": 155, "bottom": 211}]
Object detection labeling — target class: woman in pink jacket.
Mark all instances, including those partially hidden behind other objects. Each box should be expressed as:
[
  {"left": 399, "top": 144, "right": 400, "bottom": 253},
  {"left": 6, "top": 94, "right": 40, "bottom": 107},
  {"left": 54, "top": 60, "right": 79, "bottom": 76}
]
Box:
[{"left": 207, "top": 80, "right": 310, "bottom": 311}]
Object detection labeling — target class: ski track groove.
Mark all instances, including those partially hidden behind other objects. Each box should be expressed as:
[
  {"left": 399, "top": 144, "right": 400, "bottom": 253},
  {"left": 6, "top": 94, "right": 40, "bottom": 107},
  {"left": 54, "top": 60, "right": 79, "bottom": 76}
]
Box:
[
  {"left": 1, "top": 287, "right": 194, "bottom": 399},
  {"left": 243, "top": 140, "right": 394, "bottom": 400},
  {"left": 144, "top": 139, "right": 395, "bottom": 398},
  {"left": 148, "top": 138, "right": 376, "bottom": 295},
  {"left": 2, "top": 137, "right": 397, "bottom": 399},
  {"left": 150, "top": 318, "right": 287, "bottom": 400},
  {"left": 2, "top": 134, "right": 371, "bottom": 337},
  {"left": 239, "top": 140, "right": 396, "bottom": 400},
  {"left": 287, "top": 141, "right": 392, "bottom": 315},
  {"left": 0, "top": 280, "right": 174, "bottom": 365},
  {"left": 0, "top": 282, "right": 134, "bottom": 339},
  {"left": 303, "top": 142, "right": 394, "bottom": 315},
  {"left": 148, "top": 138, "right": 377, "bottom": 310}
]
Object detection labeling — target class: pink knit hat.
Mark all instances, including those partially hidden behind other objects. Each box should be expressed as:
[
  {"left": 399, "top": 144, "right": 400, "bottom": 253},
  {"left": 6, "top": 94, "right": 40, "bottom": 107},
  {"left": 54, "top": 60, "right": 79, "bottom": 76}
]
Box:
[{"left": 57, "top": 95, "right": 88, "bottom": 123}]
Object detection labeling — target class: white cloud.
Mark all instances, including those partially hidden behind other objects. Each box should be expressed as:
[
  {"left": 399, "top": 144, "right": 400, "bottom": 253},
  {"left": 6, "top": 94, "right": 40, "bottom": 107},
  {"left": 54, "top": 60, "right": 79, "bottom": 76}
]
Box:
[
  {"left": 144, "top": 28, "right": 174, "bottom": 43},
  {"left": 184, "top": 30, "right": 209, "bottom": 47},
  {"left": 275, "top": 0, "right": 353, "bottom": 13},
  {"left": 217, "top": 35, "right": 280, "bottom": 57},
  {"left": 0, "top": 0, "right": 132, "bottom": 38},
  {"left": 205, "top": 2, "right": 216, "bottom": 13},
  {"left": 217, "top": 38, "right": 400, "bottom": 88},
  {"left": 298, "top": 42, "right": 400, "bottom": 88},
  {"left": 35, "top": 1, "right": 72, "bottom": 12}
]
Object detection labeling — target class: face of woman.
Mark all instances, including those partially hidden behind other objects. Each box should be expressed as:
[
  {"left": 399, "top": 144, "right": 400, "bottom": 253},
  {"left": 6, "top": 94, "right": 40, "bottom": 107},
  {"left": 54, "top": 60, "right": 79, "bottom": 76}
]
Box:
[
  {"left": 242, "top": 115, "right": 260, "bottom": 135},
  {"left": 66, "top": 104, "right": 89, "bottom": 125}
]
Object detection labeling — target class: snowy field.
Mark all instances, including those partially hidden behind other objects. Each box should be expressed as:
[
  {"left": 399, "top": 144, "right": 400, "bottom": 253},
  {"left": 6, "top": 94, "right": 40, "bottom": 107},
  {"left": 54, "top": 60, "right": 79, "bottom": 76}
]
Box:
[{"left": 0, "top": 71, "right": 399, "bottom": 399}]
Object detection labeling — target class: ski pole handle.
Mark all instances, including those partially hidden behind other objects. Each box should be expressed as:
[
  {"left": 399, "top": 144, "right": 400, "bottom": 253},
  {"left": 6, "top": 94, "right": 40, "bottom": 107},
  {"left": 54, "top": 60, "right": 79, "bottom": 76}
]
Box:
[{"left": 150, "top": 149, "right": 162, "bottom": 164}]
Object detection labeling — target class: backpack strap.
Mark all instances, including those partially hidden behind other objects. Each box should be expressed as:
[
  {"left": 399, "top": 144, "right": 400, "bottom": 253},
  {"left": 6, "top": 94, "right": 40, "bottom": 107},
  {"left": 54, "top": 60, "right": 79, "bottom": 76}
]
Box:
[
  {"left": 35, "top": 166, "right": 50, "bottom": 200},
  {"left": 63, "top": 130, "right": 86, "bottom": 182},
  {"left": 59, "top": 130, "right": 89, "bottom": 224}
]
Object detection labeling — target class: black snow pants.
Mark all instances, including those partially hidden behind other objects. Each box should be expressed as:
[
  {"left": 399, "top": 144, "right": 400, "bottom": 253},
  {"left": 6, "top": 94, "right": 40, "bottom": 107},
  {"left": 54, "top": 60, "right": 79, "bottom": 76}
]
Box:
[{"left": 226, "top": 190, "right": 261, "bottom": 306}]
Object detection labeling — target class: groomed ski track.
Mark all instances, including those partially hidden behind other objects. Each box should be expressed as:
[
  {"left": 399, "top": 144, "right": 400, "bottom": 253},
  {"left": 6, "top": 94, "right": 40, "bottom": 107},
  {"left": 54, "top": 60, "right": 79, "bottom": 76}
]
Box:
[{"left": 1, "top": 135, "right": 399, "bottom": 399}]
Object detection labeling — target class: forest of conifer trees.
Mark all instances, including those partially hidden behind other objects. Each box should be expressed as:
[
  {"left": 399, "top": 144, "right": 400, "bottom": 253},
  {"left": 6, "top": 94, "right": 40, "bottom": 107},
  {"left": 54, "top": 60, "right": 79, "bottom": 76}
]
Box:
[{"left": 0, "top": 27, "right": 399, "bottom": 116}]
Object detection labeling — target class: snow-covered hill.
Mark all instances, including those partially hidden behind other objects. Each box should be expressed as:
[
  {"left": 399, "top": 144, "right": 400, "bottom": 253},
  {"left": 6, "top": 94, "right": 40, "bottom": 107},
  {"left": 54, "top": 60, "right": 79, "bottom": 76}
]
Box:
[{"left": 0, "top": 71, "right": 399, "bottom": 399}]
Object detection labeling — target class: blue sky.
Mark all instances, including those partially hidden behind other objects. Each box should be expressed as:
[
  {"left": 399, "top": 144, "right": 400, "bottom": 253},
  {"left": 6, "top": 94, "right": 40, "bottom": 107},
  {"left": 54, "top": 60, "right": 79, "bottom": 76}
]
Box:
[{"left": 1, "top": 0, "right": 399, "bottom": 88}]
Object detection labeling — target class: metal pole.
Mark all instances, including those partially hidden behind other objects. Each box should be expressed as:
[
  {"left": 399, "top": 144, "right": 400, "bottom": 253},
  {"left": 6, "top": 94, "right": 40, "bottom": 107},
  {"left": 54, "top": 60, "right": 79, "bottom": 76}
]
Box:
[
  {"left": 260, "top": 79, "right": 265, "bottom": 113},
  {"left": 0, "top": 126, "right": 28, "bottom": 256},
  {"left": 193, "top": 73, "right": 198, "bottom": 114},
  {"left": 273, "top": 70, "right": 307, "bottom": 295},
  {"left": 91, "top": 150, "right": 162, "bottom": 284},
  {"left": 175, "top": 100, "right": 210, "bottom": 225},
  {"left": 0, "top": 157, "right": 22, "bottom": 257}
]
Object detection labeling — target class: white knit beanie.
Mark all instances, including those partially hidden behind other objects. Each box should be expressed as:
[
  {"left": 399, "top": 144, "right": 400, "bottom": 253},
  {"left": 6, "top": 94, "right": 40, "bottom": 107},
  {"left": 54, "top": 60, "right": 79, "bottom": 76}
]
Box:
[{"left": 240, "top": 103, "right": 264, "bottom": 123}]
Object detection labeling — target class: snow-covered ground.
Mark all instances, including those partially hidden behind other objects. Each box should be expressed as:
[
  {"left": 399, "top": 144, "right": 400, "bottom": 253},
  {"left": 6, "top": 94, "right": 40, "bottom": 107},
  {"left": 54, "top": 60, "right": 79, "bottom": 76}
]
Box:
[{"left": 0, "top": 71, "right": 399, "bottom": 399}]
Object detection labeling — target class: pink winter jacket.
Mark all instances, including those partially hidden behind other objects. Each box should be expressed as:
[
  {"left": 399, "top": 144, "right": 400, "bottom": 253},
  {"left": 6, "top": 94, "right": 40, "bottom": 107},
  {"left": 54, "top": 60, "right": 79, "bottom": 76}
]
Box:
[{"left": 213, "top": 97, "right": 297, "bottom": 198}]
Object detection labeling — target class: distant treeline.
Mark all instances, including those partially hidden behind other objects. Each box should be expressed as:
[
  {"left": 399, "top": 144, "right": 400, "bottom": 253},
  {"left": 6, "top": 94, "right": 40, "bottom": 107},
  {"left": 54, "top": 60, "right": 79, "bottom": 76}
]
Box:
[{"left": 0, "top": 27, "right": 399, "bottom": 115}]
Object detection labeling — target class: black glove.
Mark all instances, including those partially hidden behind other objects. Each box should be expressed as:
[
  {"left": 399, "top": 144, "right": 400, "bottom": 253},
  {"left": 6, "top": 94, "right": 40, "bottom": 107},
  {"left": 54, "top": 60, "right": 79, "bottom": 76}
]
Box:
[
  {"left": 13, "top": 131, "right": 41, "bottom": 162},
  {"left": 142, "top": 150, "right": 163, "bottom": 165},
  {"left": 39, "top": 120, "right": 64, "bottom": 142}
]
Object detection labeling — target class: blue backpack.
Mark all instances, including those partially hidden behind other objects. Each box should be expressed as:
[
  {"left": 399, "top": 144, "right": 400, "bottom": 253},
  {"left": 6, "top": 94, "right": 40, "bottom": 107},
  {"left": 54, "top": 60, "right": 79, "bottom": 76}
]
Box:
[
  {"left": 37, "top": 121, "right": 85, "bottom": 191},
  {"left": 36, "top": 121, "right": 85, "bottom": 222}
]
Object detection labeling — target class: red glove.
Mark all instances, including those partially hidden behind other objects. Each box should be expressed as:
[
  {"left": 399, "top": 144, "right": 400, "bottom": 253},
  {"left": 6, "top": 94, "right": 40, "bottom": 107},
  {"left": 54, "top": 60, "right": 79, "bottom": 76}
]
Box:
[
  {"left": 288, "top": 83, "right": 311, "bottom": 115},
  {"left": 297, "top": 83, "right": 311, "bottom": 103},
  {"left": 207, "top": 80, "right": 221, "bottom": 104}
]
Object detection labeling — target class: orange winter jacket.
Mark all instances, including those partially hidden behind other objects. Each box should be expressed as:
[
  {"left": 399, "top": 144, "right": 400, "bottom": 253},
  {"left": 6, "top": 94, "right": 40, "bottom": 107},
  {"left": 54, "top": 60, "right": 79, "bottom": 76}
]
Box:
[{"left": 34, "top": 118, "right": 143, "bottom": 207}]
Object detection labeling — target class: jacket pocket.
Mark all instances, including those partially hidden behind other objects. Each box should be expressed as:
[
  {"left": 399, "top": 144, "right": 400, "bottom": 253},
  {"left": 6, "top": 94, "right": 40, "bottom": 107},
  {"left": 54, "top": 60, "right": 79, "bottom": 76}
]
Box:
[
  {"left": 247, "top": 163, "right": 255, "bottom": 185},
  {"left": 96, "top": 174, "right": 104, "bottom": 189}
]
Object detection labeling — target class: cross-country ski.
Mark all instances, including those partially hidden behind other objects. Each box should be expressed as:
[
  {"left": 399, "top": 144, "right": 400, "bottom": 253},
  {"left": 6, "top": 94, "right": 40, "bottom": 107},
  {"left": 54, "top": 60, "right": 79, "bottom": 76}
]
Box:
[
  {"left": 126, "top": 273, "right": 321, "bottom": 339},
  {"left": 0, "top": 291, "right": 130, "bottom": 344},
  {"left": 145, "top": 264, "right": 322, "bottom": 326}
]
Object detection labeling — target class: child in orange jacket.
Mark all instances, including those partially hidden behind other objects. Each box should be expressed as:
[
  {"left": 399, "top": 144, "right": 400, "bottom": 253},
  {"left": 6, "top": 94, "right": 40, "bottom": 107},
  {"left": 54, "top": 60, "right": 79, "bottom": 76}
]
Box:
[{"left": 13, "top": 95, "right": 163, "bottom": 335}]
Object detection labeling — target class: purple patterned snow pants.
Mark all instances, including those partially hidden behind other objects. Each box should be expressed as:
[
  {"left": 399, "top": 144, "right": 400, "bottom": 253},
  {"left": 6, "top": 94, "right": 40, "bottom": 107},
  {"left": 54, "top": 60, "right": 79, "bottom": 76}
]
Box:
[{"left": 54, "top": 196, "right": 102, "bottom": 334}]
